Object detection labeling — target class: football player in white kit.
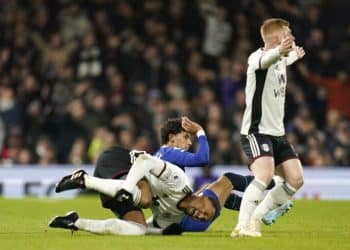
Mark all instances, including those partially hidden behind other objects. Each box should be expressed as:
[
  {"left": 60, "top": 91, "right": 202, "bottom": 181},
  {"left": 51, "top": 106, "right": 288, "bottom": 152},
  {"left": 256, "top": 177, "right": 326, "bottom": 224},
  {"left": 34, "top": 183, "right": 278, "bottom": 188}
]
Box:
[
  {"left": 232, "top": 18, "right": 305, "bottom": 237},
  {"left": 49, "top": 153, "right": 233, "bottom": 235}
]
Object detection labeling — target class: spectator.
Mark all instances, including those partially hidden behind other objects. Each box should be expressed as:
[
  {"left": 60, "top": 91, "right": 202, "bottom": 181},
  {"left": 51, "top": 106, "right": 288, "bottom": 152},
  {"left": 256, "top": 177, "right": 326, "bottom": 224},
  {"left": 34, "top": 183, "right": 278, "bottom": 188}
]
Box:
[
  {"left": 0, "top": 0, "right": 348, "bottom": 166},
  {"left": 68, "top": 137, "right": 88, "bottom": 166},
  {"left": 297, "top": 63, "right": 350, "bottom": 119}
]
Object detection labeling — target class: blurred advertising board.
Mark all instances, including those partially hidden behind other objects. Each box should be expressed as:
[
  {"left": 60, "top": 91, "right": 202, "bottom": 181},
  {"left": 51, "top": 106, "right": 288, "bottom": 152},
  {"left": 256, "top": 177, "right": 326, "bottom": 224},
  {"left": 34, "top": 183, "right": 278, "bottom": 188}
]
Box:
[{"left": 0, "top": 166, "right": 350, "bottom": 199}]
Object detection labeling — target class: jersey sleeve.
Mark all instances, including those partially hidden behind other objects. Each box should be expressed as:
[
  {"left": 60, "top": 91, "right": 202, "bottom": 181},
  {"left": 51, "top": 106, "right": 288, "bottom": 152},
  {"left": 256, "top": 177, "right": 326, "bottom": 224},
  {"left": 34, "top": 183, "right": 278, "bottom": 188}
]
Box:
[
  {"left": 285, "top": 50, "right": 299, "bottom": 66},
  {"left": 161, "top": 135, "right": 210, "bottom": 168},
  {"left": 247, "top": 51, "right": 261, "bottom": 70},
  {"left": 248, "top": 48, "right": 280, "bottom": 70}
]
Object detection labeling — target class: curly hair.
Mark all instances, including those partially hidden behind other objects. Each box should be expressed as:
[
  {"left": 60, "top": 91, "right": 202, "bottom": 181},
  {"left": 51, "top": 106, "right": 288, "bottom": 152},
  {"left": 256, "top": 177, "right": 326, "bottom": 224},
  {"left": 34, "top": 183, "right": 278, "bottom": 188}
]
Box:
[{"left": 160, "top": 118, "right": 184, "bottom": 144}]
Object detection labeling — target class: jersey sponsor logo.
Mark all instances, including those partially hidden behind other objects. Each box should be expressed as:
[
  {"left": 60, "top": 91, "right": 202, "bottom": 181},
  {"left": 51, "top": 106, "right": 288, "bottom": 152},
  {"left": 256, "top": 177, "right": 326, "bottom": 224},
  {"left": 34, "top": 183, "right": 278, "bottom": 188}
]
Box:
[
  {"left": 274, "top": 73, "right": 286, "bottom": 98},
  {"left": 273, "top": 86, "right": 286, "bottom": 98},
  {"left": 277, "top": 74, "right": 286, "bottom": 84}
]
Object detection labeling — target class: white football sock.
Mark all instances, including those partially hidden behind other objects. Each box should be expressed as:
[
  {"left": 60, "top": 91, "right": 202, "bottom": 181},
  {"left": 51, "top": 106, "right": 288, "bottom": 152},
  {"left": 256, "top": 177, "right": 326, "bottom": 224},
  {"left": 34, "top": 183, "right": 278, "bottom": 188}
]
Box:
[
  {"left": 237, "top": 179, "right": 267, "bottom": 228},
  {"left": 252, "top": 181, "right": 296, "bottom": 220},
  {"left": 122, "top": 154, "right": 165, "bottom": 193},
  {"left": 84, "top": 176, "right": 141, "bottom": 205},
  {"left": 75, "top": 218, "right": 146, "bottom": 235}
]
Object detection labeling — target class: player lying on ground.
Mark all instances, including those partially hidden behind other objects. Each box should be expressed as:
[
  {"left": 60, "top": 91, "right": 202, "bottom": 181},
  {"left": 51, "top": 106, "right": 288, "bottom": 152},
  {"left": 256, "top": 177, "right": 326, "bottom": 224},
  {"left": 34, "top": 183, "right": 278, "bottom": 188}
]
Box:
[
  {"left": 49, "top": 153, "right": 240, "bottom": 235},
  {"left": 49, "top": 153, "right": 292, "bottom": 235}
]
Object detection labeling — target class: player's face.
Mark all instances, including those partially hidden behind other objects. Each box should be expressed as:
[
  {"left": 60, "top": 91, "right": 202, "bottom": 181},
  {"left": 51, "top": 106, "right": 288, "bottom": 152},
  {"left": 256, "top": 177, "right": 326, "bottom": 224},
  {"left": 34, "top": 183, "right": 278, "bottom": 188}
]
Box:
[
  {"left": 171, "top": 131, "right": 192, "bottom": 150},
  {"left": 185, "top": 196, "right": 216, "bottom": 221}
]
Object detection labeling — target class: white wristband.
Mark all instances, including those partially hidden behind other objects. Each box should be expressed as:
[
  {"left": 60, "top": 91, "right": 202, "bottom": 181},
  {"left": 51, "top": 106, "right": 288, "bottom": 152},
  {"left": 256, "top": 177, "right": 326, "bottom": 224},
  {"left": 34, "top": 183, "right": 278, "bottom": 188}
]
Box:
[{"left": 196, "top": 130, "right": 206, "bottom": 137}]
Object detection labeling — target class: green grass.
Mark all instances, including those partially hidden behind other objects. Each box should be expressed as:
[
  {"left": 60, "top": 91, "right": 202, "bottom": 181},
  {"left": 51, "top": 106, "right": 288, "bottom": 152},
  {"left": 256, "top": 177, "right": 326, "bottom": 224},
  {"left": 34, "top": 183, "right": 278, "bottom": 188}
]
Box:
[{"left": 0, "top": 197, "right": 349, "bottom": 250}]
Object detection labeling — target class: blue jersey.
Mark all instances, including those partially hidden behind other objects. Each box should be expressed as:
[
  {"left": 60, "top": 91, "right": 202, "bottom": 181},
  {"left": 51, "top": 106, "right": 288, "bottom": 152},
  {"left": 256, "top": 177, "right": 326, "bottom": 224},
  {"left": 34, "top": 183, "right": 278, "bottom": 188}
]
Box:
[
  {"left": 179, "top": 189, "right": 221, "bottom": 232},
  {"left": 154, "top": 135, "right": 209, "bottom": 171}
]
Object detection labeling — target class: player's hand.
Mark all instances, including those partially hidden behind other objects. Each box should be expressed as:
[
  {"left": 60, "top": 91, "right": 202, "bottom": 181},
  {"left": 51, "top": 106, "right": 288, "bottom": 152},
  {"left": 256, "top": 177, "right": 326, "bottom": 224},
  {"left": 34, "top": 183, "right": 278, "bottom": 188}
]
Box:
[
  {"left": 294, "top": 46, "right": 305, "bottom": 59},
  {"left": 278, "top": 37, "right": 293, "bottom": 56},
  {"left": 181, "top": 116, "right": 203, "bottom": 134}
]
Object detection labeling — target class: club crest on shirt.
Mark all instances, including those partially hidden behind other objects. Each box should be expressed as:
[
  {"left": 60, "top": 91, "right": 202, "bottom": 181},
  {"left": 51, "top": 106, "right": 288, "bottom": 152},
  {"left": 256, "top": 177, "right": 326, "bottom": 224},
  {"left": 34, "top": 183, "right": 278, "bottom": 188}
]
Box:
[{"left": 261, "top": 144, "right": 270, "bottom": 152}]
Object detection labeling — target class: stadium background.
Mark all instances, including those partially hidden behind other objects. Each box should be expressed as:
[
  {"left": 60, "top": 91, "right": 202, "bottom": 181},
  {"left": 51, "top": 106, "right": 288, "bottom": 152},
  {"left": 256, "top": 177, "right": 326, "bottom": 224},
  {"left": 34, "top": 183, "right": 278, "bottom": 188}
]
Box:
[
  {"left": 0, "top": 0, "right": 349, "bottom": 168},
  {"left": 0, "top": 1, "right": 350, "bottom": 249}
]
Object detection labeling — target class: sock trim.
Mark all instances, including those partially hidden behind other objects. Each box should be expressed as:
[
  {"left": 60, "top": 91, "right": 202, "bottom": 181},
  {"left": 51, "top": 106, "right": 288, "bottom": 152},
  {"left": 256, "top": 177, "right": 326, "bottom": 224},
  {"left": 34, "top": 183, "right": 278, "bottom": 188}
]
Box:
[{"left": 282, "top": 182, "right": 296, "bottom": 196}]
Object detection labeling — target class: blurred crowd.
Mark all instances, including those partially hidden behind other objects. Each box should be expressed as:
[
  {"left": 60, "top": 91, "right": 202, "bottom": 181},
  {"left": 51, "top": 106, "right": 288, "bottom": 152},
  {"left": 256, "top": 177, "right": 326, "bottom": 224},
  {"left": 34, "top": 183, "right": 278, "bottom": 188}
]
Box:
[{"left": 0, "top": 0, "right": 349, "bottom": 167}]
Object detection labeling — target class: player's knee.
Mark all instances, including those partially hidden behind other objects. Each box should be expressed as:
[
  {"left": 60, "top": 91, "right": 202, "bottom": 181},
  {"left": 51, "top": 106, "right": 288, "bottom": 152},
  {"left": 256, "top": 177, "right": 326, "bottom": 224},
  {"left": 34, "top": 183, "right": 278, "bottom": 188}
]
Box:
[
  {"left": 251, "top": 158, "right": 275, "bottom": 185},
  {"left": 295, "top": 176, "right": 304, "bottom": 189},
  {"left": 287, "top": 176, "right": 304, "bottom": 190},
  {"left": 256, "top": 172, "right": 274, "bottom": 186}
]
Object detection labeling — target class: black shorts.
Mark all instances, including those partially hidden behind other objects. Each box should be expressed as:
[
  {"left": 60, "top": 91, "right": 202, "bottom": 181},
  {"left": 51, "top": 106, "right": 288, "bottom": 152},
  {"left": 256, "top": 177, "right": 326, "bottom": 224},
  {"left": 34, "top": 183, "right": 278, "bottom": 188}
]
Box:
[
  {"left": 240, "top": 134, "right": 298, "bottom": 166},
  {"left": 93, "top": 146, "right": 132, "bottom": 212}
]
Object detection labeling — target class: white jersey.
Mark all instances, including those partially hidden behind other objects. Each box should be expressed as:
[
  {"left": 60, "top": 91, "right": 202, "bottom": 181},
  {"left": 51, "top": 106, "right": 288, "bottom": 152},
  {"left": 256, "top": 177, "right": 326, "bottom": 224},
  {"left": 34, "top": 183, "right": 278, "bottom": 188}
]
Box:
[
  {"left": 241, "top": 48, "right": 298, "bottom": 136},
  {"left": 145, "top": 161, "right": 193, "bottom": 228}
]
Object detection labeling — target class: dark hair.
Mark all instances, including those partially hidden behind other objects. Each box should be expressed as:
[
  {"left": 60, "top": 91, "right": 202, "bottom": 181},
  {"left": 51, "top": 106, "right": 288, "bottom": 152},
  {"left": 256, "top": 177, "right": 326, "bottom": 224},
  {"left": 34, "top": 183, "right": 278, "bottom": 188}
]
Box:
[{"left": 160, "top": 118, "right": 184, "bottom": 144}]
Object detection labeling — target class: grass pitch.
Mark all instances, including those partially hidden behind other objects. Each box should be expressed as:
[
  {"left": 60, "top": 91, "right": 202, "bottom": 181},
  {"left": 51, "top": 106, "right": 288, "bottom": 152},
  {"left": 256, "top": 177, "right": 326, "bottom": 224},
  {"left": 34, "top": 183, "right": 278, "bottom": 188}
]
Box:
[{"left": 0, "top": 197, "right": 349, "bottom": 250}]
